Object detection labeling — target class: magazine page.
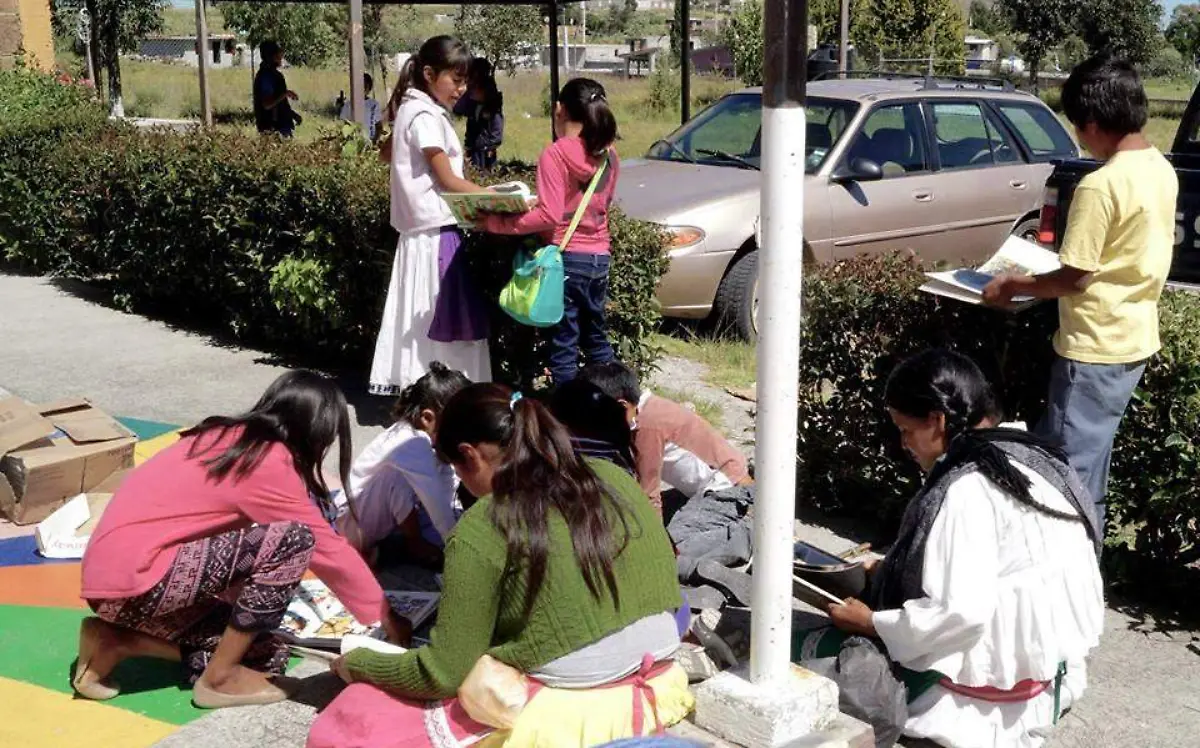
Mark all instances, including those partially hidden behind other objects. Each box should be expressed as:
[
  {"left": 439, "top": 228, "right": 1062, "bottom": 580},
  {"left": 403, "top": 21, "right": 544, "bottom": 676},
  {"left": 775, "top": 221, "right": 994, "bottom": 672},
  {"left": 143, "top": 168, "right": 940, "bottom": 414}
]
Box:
[
  {"left": 921, "top": 236, "right": 1060, "bottom": 306},
  {"left": 279, "top": 582, "right": 441, "bottom": 650},
  {"left": 976, "top": 234, "right": 1062, "bottom": 277},
  {"left": 445, "top": 182, "right": 534, "bottom": 227},
  {"left": 385, "top": 590, "right": 440, "bottom": 629}
]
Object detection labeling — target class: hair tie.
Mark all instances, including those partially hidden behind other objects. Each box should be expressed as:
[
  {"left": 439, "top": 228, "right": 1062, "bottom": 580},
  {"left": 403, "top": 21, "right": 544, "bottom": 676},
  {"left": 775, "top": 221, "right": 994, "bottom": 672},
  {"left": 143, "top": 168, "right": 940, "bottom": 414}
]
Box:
[
  {"left": 590, "top": 92, "right": 604, "bottom": 103},
  {"left": 509, "top": 392, "right": 524, "bottom": 411}
]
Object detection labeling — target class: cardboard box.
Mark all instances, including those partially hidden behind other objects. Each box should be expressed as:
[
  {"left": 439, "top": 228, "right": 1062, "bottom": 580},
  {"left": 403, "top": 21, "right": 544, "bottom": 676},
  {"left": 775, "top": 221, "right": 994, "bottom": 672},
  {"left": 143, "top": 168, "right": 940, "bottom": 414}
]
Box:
[
  {"left": 0, "top": 397, "right": 135, "bottom": 525},
  {"left": 34, "top": 491, "right": 114, "bottom": 559}
]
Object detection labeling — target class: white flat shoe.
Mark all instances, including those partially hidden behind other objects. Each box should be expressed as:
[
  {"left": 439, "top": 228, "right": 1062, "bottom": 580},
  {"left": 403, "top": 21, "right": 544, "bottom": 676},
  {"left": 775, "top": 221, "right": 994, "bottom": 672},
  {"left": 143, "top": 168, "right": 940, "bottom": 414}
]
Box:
[{"left": 192, "top": 677, "right": 288, "bottom": 709}]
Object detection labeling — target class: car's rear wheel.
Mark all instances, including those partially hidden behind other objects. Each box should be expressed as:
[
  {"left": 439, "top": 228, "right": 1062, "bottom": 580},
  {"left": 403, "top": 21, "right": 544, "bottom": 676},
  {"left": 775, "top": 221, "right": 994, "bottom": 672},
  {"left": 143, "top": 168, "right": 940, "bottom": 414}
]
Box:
[
  {"left": 1013, "top": 217, "right": 1041, "bottom": 244},
  {"left": 712, "top": 250, "right": 759, "bottom": 341}
]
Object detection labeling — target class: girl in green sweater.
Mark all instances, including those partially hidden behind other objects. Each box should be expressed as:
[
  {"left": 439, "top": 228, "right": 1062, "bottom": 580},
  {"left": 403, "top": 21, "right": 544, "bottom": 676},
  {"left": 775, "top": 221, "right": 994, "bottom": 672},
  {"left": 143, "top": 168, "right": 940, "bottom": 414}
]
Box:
[{"left": 309, "top": 383, "right": 693, "bottom": 747}]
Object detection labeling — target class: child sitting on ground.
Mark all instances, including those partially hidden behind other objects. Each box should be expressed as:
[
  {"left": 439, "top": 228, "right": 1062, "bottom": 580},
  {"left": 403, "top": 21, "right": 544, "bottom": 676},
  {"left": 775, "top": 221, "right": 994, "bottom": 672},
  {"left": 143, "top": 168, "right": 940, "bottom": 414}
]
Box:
[
  {"left": 340, "top": 362, "right": 470, "bottom": 567},
  {"left": 576, "top": 361, "right": 751, "bottom": 515}
]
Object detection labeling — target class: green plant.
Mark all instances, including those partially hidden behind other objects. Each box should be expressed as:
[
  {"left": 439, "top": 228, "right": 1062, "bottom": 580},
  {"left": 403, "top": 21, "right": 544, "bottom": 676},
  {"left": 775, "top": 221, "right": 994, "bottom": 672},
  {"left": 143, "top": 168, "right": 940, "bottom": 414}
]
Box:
[
  {"left": 794, "top": 253, "right": 1200, "bottom": 575},
  {"left": 0, "top": 69, "right": 669, "bottom": 389},
  {"left": 643, "top": 64, "right": 681, "bottom": 115}
]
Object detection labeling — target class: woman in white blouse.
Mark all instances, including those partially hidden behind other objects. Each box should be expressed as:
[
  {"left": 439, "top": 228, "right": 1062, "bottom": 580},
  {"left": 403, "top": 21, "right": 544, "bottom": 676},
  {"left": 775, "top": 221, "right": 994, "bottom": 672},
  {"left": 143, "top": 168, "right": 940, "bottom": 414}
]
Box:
[{"left": 821, "top": 349, "right": 1104, "bottom": 748}]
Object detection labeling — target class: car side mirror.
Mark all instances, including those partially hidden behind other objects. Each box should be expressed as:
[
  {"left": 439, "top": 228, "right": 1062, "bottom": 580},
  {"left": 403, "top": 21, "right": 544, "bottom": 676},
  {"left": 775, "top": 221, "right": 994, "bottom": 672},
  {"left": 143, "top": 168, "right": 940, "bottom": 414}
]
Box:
[{"left": 832, "top": 157, "right": 884, "bottom": 184}]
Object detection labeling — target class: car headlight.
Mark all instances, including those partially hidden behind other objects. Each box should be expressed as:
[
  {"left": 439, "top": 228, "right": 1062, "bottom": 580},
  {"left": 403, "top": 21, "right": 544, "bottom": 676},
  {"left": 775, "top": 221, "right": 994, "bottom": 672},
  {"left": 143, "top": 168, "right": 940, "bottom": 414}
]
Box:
[{"left": 664, "top": 225, "right": 706, "bottom": 250}]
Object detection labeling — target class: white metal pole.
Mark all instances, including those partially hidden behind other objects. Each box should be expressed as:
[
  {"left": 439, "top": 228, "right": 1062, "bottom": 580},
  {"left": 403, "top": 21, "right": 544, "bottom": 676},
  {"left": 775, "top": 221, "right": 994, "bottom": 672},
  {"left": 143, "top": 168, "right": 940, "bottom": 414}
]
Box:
[
  {"left": 348, "top": 0, "right": 366, "bottom": 131},
  {"left": 750, "top": 0, "right": 806, "bottom": 685}
]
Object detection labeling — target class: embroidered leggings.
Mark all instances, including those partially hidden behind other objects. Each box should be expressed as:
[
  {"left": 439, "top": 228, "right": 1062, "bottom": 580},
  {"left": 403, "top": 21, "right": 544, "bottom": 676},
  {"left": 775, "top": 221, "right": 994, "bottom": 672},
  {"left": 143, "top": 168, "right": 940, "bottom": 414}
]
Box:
[{"left": 89, "top": 521, "right": 315, "bottom": 682}]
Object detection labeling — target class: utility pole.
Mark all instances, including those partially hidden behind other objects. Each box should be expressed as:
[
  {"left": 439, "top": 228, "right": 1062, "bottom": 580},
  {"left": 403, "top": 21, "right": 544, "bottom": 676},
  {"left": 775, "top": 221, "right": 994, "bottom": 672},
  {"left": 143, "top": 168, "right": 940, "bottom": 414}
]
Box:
[
  {"left": 194, "top": 0, "right": 212, "bottom": 126},
  {"left": 838, "top": 0, "right": 848, "bottom": 77}
]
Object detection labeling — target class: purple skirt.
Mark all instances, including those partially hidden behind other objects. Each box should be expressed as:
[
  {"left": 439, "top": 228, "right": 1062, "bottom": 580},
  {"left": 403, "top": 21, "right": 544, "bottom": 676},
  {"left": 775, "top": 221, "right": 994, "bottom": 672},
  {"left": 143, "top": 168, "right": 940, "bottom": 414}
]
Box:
[{"left": 428, "top": 227, "right": 490, "bottom": 343}]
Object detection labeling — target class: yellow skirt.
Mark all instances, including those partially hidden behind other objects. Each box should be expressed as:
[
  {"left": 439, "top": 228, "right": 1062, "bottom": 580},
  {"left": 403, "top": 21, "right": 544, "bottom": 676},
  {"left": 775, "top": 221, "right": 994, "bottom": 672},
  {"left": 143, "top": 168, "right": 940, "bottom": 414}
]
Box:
[{"left": 479, "top": 662, "right": 695, "bottom": 748}]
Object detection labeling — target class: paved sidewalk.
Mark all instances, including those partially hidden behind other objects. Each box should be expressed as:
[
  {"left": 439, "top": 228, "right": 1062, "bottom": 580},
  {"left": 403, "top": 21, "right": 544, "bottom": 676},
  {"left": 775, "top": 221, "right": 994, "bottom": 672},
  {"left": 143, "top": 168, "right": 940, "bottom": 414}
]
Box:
[{"left": 2, "top": 274, "right": 1199, "bottom": 747}]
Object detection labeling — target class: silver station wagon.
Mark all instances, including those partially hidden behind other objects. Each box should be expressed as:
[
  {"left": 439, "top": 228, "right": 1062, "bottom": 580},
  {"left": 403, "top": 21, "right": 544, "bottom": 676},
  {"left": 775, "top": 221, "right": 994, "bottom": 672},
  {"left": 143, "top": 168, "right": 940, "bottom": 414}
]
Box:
[{"left": 615, "top": 75, "right": 1079, "bottom": 338}]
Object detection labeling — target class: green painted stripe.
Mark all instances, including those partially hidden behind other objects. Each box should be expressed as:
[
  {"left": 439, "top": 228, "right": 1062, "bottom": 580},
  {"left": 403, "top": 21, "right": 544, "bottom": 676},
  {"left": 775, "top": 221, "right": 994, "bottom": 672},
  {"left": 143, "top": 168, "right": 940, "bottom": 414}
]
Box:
[
  {"left": 116, "top": 417, "right": 182, "bottom": 441},
  {"left": 0, "top": 604, "right": 303, "bottom": 726},
  {"left": 0, "top": 604, "right": 203, "bottom": 725}
]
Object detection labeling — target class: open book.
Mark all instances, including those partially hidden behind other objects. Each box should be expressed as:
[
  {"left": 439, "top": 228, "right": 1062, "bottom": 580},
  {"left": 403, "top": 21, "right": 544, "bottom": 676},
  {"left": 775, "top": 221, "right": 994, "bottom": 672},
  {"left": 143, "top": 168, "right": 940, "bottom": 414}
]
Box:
[
  {"left": 445, "top": 181, "right": 535, "bottom": 228},
  {"left": 278, "top": 580, "right": 440, "bottom": 651},
  {"left": 919, "top": 235, "right": 1061, "bottom": 310},
  {"left": 291, "top": 633, "right": 408, "bottom": 662}
]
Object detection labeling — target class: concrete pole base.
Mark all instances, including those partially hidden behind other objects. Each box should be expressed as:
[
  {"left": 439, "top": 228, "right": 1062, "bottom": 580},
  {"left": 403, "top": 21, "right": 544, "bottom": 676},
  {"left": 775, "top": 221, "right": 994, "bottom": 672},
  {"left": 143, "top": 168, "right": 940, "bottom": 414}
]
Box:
[{"left": 691, "top": 664, "right": 840, "bottom": 747}]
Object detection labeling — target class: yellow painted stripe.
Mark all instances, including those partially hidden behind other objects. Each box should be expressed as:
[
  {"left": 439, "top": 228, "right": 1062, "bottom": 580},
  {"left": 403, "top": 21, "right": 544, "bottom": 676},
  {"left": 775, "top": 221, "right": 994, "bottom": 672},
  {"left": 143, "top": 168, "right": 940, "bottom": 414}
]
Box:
[
  {"left": 0, "top": 676, "right": 177, "bottom": 747},
  {"left": 134, "top": 431, "right": 181, "bottom": 465}
]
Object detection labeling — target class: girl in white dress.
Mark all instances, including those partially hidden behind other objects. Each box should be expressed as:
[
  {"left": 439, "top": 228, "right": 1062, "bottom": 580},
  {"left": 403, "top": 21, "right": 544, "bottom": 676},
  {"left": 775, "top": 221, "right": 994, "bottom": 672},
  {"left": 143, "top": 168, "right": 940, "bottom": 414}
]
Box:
[
  {"left": 370, "top": 36, "right": 492, "bottom": 395},
  {"left": 804, "top": 349, "right": 1104, "bottom": 748}
]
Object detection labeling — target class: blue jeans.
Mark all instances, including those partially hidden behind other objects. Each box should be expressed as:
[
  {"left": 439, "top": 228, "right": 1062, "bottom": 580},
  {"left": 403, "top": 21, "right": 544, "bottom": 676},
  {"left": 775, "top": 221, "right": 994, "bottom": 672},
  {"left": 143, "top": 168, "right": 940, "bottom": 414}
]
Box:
[
  {"left": 1036, "top": 355, "right": 1146, "bottom": 530},
  {"left": 550, "top": 252, "right": 615, "bottom": 384}
]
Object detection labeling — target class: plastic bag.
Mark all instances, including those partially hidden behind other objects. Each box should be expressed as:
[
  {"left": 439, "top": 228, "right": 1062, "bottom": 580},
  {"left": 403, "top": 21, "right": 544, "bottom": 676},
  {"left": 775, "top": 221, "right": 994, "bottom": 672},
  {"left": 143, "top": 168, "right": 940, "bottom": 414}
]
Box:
[{"left": 457, "top": 654, "right": 530, "bottom": 729}]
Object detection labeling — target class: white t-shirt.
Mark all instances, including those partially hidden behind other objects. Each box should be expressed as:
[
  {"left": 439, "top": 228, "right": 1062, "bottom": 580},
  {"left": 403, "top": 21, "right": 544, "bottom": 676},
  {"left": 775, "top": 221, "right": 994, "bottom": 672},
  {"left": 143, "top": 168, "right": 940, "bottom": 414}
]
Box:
[
  {"left": 390, "top": 88, "right": 464, "bottom": 234},
  {"left": 340, "top": 422, "right": 460, "bottom": 549}
]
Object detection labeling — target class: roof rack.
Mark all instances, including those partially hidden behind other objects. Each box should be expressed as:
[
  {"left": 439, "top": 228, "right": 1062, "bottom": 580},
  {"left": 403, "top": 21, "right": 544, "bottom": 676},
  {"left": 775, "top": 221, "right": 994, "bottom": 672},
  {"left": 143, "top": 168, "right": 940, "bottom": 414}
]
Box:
[{"left": 812, "top": 69, "right": 1017, "bottom": 93}]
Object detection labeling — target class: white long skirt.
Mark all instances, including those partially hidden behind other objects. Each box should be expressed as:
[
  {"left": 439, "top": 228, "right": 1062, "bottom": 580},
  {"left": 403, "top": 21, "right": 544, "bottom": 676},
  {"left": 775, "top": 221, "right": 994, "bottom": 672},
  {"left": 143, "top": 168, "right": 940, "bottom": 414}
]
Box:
[{"left": 369, "top": 229, "right": 491, "bottom": 395}]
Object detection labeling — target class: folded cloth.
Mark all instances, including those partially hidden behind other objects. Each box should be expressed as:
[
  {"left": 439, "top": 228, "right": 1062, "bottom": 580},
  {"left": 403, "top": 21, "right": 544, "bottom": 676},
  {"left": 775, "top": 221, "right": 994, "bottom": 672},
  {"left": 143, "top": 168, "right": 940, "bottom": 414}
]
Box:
[{"left": 666, "top": 485, "right": 754, "bottom": 580}]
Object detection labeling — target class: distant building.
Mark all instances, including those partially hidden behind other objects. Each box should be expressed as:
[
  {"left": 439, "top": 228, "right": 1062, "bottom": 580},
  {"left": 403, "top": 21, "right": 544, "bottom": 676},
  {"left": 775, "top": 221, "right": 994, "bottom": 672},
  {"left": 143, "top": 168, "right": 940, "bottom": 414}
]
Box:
[
  {"left": 137, "top": 35, "right": 241, "bottom": 68},
  {"left": 692, "top": 46, "right": 733, "bottom": 77},
  {"left": 965, "top": 35, "right": 998, "bottom": 71}
]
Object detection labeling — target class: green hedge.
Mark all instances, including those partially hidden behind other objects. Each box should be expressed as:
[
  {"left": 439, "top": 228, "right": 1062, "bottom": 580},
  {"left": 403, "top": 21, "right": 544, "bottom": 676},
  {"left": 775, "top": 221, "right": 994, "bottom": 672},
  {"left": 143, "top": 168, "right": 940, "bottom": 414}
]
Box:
[
  {"left": 797, "top": 253, "right": 1200, "bottom": 569},
  {"left": 0, "top": 69, "right": 668, "bottom": 385}
]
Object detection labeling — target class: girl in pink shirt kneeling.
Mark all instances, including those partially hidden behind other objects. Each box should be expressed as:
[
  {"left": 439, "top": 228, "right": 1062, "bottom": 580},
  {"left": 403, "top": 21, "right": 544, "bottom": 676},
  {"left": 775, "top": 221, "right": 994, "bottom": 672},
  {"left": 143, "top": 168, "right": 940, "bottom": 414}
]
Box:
[
  {"left": 480, "top": 78, "right": 621, "bottom": 384},
  {"left": 75, "top": 371, "right": 397, "bottom": 709}
]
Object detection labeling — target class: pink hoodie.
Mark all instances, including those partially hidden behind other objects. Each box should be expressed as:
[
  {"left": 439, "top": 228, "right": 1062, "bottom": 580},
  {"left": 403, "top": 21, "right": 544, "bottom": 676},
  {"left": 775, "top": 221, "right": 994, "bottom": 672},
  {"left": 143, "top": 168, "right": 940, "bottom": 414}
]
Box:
[
  {"left": 81, "top": 430, "right": 385, "bottom": 624},
  {"left": 481, "top": 135, "right": 620, "bottom": 254}
]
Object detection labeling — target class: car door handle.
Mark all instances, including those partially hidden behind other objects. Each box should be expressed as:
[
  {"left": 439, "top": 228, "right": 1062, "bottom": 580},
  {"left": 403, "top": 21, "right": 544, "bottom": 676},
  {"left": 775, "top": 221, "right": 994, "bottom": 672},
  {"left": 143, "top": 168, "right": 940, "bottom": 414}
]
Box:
[
  {"left": 913, "top": 190, "right": 933, "bottom": 202},
  {"left": 1009, "top": 180, "right": 1028, "bottom": 190}
]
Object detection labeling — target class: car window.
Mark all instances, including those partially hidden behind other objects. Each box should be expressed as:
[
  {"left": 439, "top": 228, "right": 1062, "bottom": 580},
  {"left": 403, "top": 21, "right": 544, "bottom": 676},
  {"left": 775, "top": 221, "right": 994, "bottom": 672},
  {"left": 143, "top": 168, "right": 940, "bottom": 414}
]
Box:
[
  {"left": 994, "top": 102, "right": 1076, "bottom": 159},
  {"left": 843, "top": 103, "right": 929, "bottom": 177},
  {"left": 646, "top": 93, "right": 858, "bottom": 173},
  {"left": 931, "top": 101, "right": 1006, "bottom": 169},
  {"left": 983, "top": 108, "right": 1022, "bottom": 164}
]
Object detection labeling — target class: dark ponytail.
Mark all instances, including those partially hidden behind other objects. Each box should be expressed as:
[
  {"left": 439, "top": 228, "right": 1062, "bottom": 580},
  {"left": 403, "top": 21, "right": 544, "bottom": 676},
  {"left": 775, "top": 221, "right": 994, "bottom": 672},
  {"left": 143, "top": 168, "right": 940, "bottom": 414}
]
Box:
[
  {"left": 435, "top": 383, "right": 635, "bottom": 618},
  {"left": 387, "top": 35, "right": 470, "bottom": 121},
  {"left": 885, "top": 349, "right": 1091, "bottom": 530},
  {"left": 392, "top": 361, "right": 471, "bottom": 428},
  {"left": 559, "top": 77, "right": 617, "bottom": 157}
]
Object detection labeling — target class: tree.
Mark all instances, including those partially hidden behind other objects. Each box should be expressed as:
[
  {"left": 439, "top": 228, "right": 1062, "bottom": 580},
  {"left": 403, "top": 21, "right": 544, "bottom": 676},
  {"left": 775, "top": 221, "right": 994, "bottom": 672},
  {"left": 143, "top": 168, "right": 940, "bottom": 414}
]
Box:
[
  {"left": 52, "top": 0, "right": 164, "bottom": 116},
  {"left": 997, "top": 0, "right": 1072, "bottom": 90},
  {"left": 454, "top": 5, "right": 543, "bottom": 73},
  {"left": 968, "top": 0, "right": 1008, "bottom": 36},
  {"left": 1077, "top": 0, "right": 1162, "bottom": 65},
  {"left": 1166, "top": 4, "right": 1200, "bottom": 66},
  {"left": 854, "top": 0, "right": 966, "bottom": 74},
  {"left": 723, "top": 0, "right": 762, "bottom": 85},
  {"left": 219, "top": 2, "right": 342, "bottom": 67}
]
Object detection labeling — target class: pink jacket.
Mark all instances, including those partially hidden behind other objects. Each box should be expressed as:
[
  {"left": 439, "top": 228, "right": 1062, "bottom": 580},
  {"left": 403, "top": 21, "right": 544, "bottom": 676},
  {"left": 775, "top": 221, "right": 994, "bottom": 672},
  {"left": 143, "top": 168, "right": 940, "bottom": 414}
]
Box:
[
  {"left": 481, "top": 135, "right": 619, "bottom": 254},
  {"left": 81, "top": 431, "right": 385, "bottom": 624}
]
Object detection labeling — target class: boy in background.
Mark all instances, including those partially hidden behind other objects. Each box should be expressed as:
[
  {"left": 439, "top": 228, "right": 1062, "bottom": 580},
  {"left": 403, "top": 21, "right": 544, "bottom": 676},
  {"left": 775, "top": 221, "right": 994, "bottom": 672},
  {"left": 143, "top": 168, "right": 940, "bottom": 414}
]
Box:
[
  {"left": 338, "top": 74, "right": 383, "bottom": 142},
  {"left": 577, "top": 361, "right": 752, "bottom": 514},
  {"left": 983, "top": 53, "right": 1177, "bottom": 528}
]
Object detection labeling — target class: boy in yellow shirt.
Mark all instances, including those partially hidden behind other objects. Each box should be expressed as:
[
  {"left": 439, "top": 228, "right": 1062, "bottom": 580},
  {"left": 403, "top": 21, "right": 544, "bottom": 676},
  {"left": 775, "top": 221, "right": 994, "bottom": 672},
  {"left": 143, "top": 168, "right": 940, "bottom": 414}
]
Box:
[{"left": 983, "top": 54, "right": 1178, "bottom": 529}]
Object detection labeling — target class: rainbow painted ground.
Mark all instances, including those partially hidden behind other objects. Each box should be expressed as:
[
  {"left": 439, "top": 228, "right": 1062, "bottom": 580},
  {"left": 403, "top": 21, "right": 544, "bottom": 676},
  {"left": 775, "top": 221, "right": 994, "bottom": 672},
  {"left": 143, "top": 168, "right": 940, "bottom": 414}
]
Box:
[{"left": 0, "top": 420, "right": 199, "bottom": 748}]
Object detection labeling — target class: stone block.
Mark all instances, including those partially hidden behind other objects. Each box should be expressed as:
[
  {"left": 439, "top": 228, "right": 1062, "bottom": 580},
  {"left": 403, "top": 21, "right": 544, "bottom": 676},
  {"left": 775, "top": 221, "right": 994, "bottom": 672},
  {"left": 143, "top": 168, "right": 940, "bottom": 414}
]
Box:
[{"left": 692, "top": 664, "right": 839, "bottom": 747}]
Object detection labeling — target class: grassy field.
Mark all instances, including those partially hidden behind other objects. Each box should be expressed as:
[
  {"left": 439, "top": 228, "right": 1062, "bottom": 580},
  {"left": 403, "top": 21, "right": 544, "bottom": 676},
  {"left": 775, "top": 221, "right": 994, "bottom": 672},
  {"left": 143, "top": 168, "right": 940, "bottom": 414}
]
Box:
[{"left": 117, "top": 60, "right": 737, "bottom": 161}]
